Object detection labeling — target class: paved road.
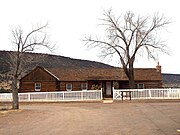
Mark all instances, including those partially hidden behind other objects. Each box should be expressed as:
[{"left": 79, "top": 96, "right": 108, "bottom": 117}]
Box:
[{"left": 0, "top": 102, "right": 180, "bottom": 135}]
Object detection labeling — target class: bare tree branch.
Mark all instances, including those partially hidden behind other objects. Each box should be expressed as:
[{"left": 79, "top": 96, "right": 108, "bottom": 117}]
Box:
[
  {"left": 83, "top": 9, "right": 171, "bottom": 88},
  {"left": 9, "top": 23, "right": 55, "bottom": 109}
]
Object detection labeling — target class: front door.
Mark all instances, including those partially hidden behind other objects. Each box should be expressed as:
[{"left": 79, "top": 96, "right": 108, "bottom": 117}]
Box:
[{"left": 106, "top": 82, "right": 112, "bottom": 95}]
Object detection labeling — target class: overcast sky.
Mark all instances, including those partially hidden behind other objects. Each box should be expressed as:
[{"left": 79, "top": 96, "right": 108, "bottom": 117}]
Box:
[{"left": 0, "top": 0, "right": 179, "bottom": 74}]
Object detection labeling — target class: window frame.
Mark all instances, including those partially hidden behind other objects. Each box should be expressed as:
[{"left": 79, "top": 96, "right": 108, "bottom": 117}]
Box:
[
  {"left": 66, "top": 83, "right": 72, "bottom": 91},
  {"left": 35, "top": 83, "right": 41, "bottom": 91},
  {"left": 81, "top": 83, "right": 87, "bottom": 90},
  {"left": 135, "top": 83, "right": 144, "bottom": 89}
]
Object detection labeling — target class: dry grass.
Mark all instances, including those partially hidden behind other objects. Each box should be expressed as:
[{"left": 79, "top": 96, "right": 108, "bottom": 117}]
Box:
[{"left": 0, "top": 102, "right": 12, "bottom": 115}]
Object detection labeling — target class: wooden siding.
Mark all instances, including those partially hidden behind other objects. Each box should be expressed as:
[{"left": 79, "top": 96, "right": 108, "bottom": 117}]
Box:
[
  {"left": 140, "top": 81, "right": 162, "bottom": 88},
  {"left": 118, "top": 80, "right": 162, "bottom": 89},
  {"left": 119, "top": 81, "right": 129, "bottom": 89},
  {"left": 20, "top": 66, "right": 59, "bottom": 93},
  {"left": 60, "top": 81, "right": 87, "bottom": 91},
  {"left": 20, "top": 82, "right": 59, "bottom": 92}
]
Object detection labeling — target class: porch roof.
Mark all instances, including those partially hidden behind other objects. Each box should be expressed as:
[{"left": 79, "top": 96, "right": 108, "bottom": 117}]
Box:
[{"left": 47, "top": 67, "right": 161, "bottom": 82}]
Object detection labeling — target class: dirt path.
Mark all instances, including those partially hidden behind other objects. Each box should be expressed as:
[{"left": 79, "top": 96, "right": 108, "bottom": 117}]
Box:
[{"left": 0, "top": 102, "right": 180, "bottom": 135}]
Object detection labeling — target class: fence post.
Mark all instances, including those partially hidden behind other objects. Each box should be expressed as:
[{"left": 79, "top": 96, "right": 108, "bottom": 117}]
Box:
[
  {"left": 28, "top": 93, "right": 31, "bottom": 101},
  {"left": 63, "top": 92, "right": 64, "bottom": 100},
  {"left": 81, "top": 91, "right": 83, "bottom": 100},
  {"left": 167, "top": 89, "right": 170, "bottom": 99},
  {"left": 148, "top": 89, "right": 151, "bottom": 99}
]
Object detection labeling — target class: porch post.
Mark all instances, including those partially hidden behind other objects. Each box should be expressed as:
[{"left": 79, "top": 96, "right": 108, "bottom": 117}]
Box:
[
  {"left": 112, "top": 87, "right": 114, "bottom": 100},
  {"left": 101, "top": 88, "right": 103, "bottom": 100}
]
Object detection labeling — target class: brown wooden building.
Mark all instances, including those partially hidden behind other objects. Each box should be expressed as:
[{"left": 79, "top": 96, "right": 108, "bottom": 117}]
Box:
[{"left": 19, "top": 65, "right": 162, "bottom": 97}]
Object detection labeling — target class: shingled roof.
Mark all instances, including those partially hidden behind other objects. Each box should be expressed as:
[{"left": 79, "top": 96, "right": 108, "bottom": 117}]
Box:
[{"left": 47, "top": 67, "right": 161, "bottom": 81}]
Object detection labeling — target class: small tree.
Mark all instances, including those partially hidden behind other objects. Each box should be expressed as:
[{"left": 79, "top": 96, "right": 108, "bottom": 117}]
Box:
[
  {"left": 9, "top": 23, "right": 54, "bottom": 109},
  {"left": 84, "top": 9, "right": 170, "bottom": 88}
]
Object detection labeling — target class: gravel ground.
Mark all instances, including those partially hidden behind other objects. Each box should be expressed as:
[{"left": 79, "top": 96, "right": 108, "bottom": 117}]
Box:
[{"left": 0, "top": 101, "right": 180, "bottom": 135}]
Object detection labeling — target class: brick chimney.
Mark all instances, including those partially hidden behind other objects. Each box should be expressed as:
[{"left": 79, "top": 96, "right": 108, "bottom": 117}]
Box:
[{"left": 156, "top": 62, "right": 161, "bottom": 73}]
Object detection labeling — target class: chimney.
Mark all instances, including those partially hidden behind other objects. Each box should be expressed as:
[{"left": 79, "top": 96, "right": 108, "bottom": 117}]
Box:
[{"left": 156, "top": 62, "right": 161, "bottom": 73}]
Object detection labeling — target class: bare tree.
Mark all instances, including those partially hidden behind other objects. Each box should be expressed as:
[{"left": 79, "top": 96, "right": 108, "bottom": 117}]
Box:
[
  {"left": 84, "top": 9, "right": 170, "bottom": 88},
  {"left": 9, "top": 23, "right": 54, "bottom": 109}
]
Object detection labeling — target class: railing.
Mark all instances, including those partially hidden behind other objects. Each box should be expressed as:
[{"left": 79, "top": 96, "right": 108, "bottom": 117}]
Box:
[
  {"left": 0, "top": 89, "right": 103, "bottom": 102},
  {"left": 1, "top": 88, "right": 179, "bottom": 102},
  {"left": 113, "top": 88, "right": 180, "bottom": 100},
  {"left": 0, "top": 93, "right": 12, "bottom": 102}
]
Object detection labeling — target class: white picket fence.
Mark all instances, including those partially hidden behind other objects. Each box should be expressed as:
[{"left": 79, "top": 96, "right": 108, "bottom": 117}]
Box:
[
  {"left": 113, "top": 88, "right": 180, "bottom": 100},
  {"left": 0, "top": 89, "right": 103, "bottom": 102},
  {"left": 1, "top": 88, "right": 180, "bottom": 102}
]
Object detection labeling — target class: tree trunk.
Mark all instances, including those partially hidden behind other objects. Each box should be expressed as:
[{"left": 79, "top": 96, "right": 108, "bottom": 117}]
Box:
[
  {"left": 12, "top": 76, "right": 19, "bottom": 109},
  {"left": 128, "top": 62, "right": 135, "bottom": 89}
]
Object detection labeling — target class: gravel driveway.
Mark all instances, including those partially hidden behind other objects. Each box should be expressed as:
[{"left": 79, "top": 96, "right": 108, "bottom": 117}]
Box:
[{"left": 0, "top": 101, "right": 180, "bottom": 135}]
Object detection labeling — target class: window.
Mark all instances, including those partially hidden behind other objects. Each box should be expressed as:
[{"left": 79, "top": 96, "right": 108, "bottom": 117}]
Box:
[
  {"left": 81, "top": 83, "right": 87, "bottom": 90},
  {"left": 66, "top": 83, "right": 72, "bottom": 91},
  {"left": 35, "top": 83, "right": 41, "bottom": 91},
  {"left": 135, "top": 83, "right": 144, "bottom": 89}
]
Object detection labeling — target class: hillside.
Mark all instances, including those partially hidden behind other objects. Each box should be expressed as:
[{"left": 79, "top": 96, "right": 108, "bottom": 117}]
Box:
[
  {"left": 162, "top": 73, "right": 180, "bottom": 88},
  {"left": 0, "top": 50, "right": 113, "bottom": 73}
]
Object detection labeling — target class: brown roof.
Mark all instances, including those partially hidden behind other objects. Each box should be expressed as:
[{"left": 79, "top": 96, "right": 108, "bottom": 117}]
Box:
[{"left": 46, "top": 67, "right": 161, "bottom": 81}]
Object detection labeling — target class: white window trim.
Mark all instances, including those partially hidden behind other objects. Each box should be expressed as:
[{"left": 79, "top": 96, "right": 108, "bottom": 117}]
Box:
[
  {"left": 81, "top": 83, "right": 88, "bottom": 90},
  {"left": 137, "top": 83, "right": 144, "bottom": 89},
  {"left": 66, "top": 83, "right": 72, "bottom": 91},
  {"left": 35, "top": 83, "right": 41, "bottom": 91}
]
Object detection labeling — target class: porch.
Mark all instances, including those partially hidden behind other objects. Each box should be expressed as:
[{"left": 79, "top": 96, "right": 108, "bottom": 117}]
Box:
[
  {"left": 87, "top": 80, "right": 111, "bottom": 98},
  {"left": 87, "top": 80, "right": 129, "bottom": 98}
]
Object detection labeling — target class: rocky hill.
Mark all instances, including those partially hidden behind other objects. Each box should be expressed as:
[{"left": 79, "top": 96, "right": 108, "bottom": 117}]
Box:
[
  {"left": 0, "top": 50, "right": 113, "bottom": 73},
  {"left": 162, "top": 73, "right": 180, "bottom": 88}
]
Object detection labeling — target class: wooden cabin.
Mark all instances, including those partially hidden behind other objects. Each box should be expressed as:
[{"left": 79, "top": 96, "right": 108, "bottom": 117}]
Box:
[
  {"left": 19, "top": 65, "right": 162, "bottom": 97},
  {"left": 19, "top": 66, "right": 60, "bottom": 92}
]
